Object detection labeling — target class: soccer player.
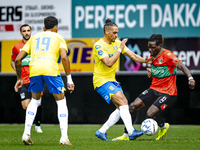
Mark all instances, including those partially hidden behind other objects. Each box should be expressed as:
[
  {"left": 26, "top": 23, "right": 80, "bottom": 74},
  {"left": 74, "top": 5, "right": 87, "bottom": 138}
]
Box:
[
  {"left": 93, "top": 19, "right": 152, "bottom": 141},
  {"left": 14, "top": 16, "right": 75, "bottom": 146},
  {"left": 112, "top": 34, "right": 195, "bottom": 141},
  {"left": 11, "top": 24, "right": 43, "bottom": 133}
]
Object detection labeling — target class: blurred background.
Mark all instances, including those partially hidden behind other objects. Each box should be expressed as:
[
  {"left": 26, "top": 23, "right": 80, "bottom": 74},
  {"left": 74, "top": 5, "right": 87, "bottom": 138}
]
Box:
[{"left": 0, "top": 0, "right": 200, "bottom": 125}]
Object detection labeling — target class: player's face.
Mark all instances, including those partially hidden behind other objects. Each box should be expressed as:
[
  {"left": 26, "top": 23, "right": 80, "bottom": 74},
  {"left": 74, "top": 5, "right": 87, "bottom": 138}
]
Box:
[
  {"left": 148, "top": 41, "right": 161, "bottom": 57},
  {"left": 108, "top": 26, "right": 118, "bottom": 42},
  {"left": 20, "top": 26, "right": 31, "bottom": 41}
]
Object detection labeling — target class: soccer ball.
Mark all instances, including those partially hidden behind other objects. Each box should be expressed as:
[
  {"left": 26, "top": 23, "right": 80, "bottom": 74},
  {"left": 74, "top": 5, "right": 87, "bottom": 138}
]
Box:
[{"left": 141, "top": 118, "right": 158, "bottom": 136}]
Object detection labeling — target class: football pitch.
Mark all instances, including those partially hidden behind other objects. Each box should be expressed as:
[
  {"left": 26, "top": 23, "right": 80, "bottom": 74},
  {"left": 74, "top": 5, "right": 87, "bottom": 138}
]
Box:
[{"left": 0, "top": 124, "right": 199, "bottom": 150}]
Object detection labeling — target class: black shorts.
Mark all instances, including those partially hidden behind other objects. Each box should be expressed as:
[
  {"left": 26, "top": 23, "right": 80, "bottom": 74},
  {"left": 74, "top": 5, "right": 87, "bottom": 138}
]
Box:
[
  {"left": 18, "top": 83, "right": 31, "bottom": 101},
  {"left": 138, "top": 88, "right": 177, "bottom": 111}
]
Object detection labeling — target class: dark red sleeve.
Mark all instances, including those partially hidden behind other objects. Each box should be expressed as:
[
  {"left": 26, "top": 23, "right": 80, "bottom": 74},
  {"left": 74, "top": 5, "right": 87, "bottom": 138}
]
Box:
[{"left": 11, "top": 46, "right": 18, "bottom": 60}]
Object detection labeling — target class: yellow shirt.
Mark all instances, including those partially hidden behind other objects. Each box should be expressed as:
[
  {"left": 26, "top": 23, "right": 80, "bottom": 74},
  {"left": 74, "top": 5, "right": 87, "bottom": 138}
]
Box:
[
  {"left": 22, "top": 31, "right": 67, "bottom": 77},
  {"left": 93, "top": 38, "right": 128, "bottom": 89}
]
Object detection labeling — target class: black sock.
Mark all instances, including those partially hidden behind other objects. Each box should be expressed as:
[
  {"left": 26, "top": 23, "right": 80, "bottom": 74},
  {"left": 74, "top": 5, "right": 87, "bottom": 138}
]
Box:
[
  {"left": 152, "top": 114, "right": 165, "bottom": 127},
  {"left": 35, "top": 105, "right": 42, "bottom": 126}
]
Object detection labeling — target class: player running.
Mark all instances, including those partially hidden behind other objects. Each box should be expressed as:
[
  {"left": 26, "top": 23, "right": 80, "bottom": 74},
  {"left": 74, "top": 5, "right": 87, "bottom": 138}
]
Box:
[
  {"left": 93, "top": 19, "right": 152, "bottom": 141},
  {"left": 14, "top": 16, "right": 74, "bottom": 146},
  {"left": 112, "top": 34, "right": 195, "bottom": 141},
  {"left": 11, "top": 24, "right": 43, "bottom": 133}
]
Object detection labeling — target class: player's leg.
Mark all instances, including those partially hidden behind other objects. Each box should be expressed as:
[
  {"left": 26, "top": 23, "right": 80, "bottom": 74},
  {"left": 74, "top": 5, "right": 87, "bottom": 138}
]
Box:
[
  {"left": 111, "top": 90, "right": 143, "bottom": 141},
  {"left": 112, "top": 97, "right": 145, "bottom": 141},
  {"left": 44, "top": 75, "right": 72, "bottom": 146},
  {"left": 112, "top": 88, "right": 155, "bottom": 141},
  {"left": 53, "top": 93, "right": 72, "bottom": 145},
  {"left": 22, "top": 92, "right": 42, "bottom": 145},
  {"left": 22, "top": 76, "right": 44, "bottom": 145},
  {"left": 34, "top": 103, "right": 43, "bottom": 133},
  {"left": 20, "top": 83, "right": 43, "bottom": 133},
  {"left": 95, "top": 82, "right": 121, "bottom": 141},
  {"left": 21, "top": 99, "right": 31, "bottom": 110},
  {"left": 149, "top": 93, "right": 177, "bottom": 140}
]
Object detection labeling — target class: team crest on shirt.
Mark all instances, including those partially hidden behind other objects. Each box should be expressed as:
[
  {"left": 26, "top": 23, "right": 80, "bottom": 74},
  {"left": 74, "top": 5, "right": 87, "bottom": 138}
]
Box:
[
  {"left": 113, "top": 45, "right": 117, "bottom": 53},
  {"left": 158, "top": 58, "right": 163, "bottom": 64},
  {"left": 167, "top": 53, "right": 171, "bottom": 56},
  {"left": 98, "top": 50, "right": 103, "bottom": 56}
]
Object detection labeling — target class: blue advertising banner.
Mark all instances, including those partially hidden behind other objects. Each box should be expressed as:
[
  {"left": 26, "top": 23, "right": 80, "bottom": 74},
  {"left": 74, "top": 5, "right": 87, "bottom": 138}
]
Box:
[{"left": 72, "top": 0, "right": 200, "bottom": 38}]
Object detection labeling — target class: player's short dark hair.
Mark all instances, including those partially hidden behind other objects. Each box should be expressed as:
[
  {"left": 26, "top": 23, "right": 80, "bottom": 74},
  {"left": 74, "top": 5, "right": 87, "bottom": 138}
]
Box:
[
  {"left": 149, "top": 34, "right": 164, "bottom": 45},
  {"left": 103, "top": 19, "right": 118, "bottom": 33},
  {"left": 44, "top": 16, "right": 58, "bottom": 30},
  {"left": 20, "top": 24, "right": 31, "bottom": 32}
]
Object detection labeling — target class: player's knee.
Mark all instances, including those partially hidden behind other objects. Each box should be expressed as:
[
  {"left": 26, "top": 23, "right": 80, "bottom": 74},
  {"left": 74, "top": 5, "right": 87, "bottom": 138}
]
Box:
[
  {"left": 129, "top": 103, "right": 136, "bottom": 113},
  {"left": 22, "top": 105, "right": 27, "bottom": 110},
  {"left": 146, "top": 110, "right": 154, "bottom": 118}
]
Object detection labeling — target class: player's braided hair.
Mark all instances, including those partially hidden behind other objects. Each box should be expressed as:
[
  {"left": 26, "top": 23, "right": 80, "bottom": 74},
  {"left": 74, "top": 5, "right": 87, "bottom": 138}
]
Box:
[
  {"left": 44, "top": 16, "right": 58, "bottom": 30},
  {"left": 103, "top": 19, "right": 118, "bottom": 33},
  {"left": 149, "top": 34, "right": 164, "bottom": 45},
  {"left": 20, "top": 24, "right": 31, "bottom": 32}
]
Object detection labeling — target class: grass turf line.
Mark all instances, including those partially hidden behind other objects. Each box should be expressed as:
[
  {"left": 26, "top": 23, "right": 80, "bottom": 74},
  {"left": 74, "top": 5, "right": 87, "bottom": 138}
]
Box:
[{"left": 0, "top": 125, "right": 200, "bottom": 150}]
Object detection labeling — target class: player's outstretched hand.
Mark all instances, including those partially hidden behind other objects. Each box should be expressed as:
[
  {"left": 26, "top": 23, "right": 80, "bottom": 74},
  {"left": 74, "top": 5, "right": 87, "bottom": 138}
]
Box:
[
  {"left": 14, "top": 79, "right": 23, "bottom": 92},
  {"left": 67, "top": 83, "right": 75, "bottom": 93},
  {"left": 145, "top": 57, "right": 154, "bottom": 64},
  {"left": 146, "top": 68, "right": 152, "bottom": 78},
  {"left": 188, "top": 79, "right": 195, "bottom": 89},
  {"left": 120, "top": 38, "right": 128, "bottom": 50}
]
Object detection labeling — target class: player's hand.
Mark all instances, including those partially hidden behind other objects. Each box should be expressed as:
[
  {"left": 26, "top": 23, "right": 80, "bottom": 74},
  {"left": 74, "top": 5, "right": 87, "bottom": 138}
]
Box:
[
  {"left": 67, "top": 83, "right": 75, "bottom": 93},
  {"left": 188, "top": 79, "right": 195, "bottom": 89},
  {"left": 145, "top": 57, "right": 154, "bottom": 64},
  {"left": 147, "top": 68, "right": 152, "bottom": 78},
  {"left": 14, "top": 79, "right": 23, "bottom": 92},
  {"left": 120, "top": 38, "right": 128, "bottom": 50}
]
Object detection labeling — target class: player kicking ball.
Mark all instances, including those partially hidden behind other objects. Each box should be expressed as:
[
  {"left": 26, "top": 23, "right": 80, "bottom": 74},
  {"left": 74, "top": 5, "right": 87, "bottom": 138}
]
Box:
[{"left": 112, "top": 34, "right": 195, "bottom": 141}]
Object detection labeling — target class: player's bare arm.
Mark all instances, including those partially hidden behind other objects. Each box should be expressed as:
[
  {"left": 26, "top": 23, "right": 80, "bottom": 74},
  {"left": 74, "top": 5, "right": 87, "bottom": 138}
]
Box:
[
  {"left": 101, "top": 38, "right": 128, "bottom": 67},
  {"left": 11, "top": 60, "right": 16, "bottom": 71},
  {"left": 124, "top": 49, "right": 153, "bottom": 64},
  {"left": 177, "top": 62, "right": 195, "bottom": 89},
  {"left": 60, "top": 48, "right": 75, "bottom": 93},
  {"left": 14, "top": 51, "right": 27, "bottom": 92},
  {"left": 146, "top": 68, "right": 152, "bottom": 78}
]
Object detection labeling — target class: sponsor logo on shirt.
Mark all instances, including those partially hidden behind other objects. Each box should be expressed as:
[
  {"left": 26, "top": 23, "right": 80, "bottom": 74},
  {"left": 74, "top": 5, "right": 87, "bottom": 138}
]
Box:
[
  {"left": 95, "top": 45, "right": 101, "bottom": 49},
  {"left": 98, "top": 50, "right": 103, "bottom": 56}
]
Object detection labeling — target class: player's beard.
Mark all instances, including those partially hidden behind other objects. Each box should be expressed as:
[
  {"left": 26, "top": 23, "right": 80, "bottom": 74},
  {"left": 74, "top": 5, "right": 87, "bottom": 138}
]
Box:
[
  {"left": 111, "top": 37, "right": 117, "bottom": 43},
  {"left": 23, "top": 34, "right": 30, "bottom": 41}
]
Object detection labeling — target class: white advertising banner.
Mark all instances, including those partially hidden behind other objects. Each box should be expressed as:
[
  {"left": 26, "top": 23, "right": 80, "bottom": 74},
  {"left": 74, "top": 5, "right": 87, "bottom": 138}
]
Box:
[{"left": 0, "top": 0, "right": 71, "bottom": 40}]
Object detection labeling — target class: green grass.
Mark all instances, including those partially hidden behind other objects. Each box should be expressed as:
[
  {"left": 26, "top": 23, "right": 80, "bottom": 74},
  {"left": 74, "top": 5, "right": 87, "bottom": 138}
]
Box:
[{"left": 0, "top": 124, "right": 200, "bottom": 150}]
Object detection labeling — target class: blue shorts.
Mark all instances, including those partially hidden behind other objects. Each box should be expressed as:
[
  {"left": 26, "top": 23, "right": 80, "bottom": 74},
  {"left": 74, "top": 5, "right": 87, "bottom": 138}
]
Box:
[
  {"left": 96, "top": 81, "right": 123, "bottom": 104},
  {"left": 28, "top": 75, "right": 66, "bottom": 94}
]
